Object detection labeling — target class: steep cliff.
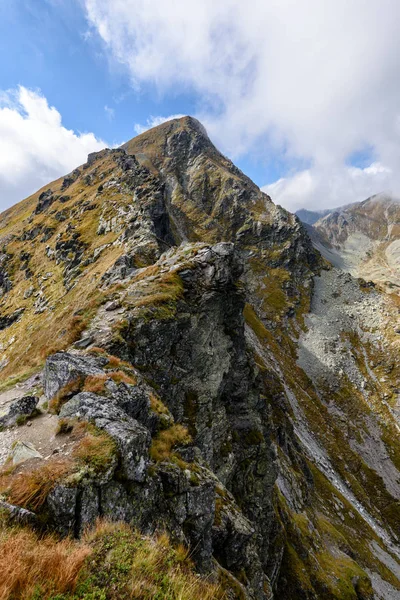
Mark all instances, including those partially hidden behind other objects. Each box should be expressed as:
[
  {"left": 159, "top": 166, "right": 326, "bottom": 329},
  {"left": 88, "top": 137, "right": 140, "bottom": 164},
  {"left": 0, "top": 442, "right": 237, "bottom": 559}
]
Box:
[{"left": 0, "top": 118, "right": 400, "bottom": 599}]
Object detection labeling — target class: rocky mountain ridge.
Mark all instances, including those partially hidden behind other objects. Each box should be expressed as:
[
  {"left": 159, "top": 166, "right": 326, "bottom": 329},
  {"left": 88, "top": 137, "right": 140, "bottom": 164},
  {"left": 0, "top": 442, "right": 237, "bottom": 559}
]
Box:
[
  {"left": 0, "top": 117, "right": 399, "bottom": 599},
  {"left": 298, "top": 194, "right": 400, "bottom": 291}
]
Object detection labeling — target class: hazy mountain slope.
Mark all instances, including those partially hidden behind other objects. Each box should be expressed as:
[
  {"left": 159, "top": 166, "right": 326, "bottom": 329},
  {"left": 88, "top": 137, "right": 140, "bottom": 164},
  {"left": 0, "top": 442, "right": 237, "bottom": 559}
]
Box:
[
  {"left": 295, "top": 208, "right": 332, "bottom": 225},
  {"left": 306, "top": 194, "right": 400, "bottom": 290},
  {"left": 0, "top": 118, "right": 399, "bottom": 599}
]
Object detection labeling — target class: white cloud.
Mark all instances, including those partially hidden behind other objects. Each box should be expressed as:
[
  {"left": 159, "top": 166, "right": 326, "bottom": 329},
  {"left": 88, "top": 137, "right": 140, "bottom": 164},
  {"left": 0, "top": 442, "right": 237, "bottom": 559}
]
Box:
[
  {"left": 104, "top": 104, "right": 115, "bottom": 120},
  {"left": 263, "top": 163, "right": 393, "bottom": 212},
  {"left": 133, "top": 114, "right": 186, "bottom": 135},
  {"left": 84, "top": 0, "right": 400, "bottom": 210},
  {"left": 0, "top": 86, "right": 105, "bottom": 211}
]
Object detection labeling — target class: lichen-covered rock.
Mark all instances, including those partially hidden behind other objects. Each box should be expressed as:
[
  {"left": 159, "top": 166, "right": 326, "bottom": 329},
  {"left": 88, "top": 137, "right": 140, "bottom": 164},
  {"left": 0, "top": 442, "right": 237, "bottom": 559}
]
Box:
[
  {"left": 0, "top": 395, "right": 38, "bottom": 428},
  {"left": 105, "top": 380, "right": 172, "bottom": 434},
  {"left": 60, "top": 392, "right": 151, "bottom": 482},
  {"left": 43, "top": 352, "right": 106, "bottom": 399},
  {"left": 46, "top": 485, "right": 79, "bottom": 535},
  {"left": 0, "top": 500, "right": 38, "bottom": 526}
]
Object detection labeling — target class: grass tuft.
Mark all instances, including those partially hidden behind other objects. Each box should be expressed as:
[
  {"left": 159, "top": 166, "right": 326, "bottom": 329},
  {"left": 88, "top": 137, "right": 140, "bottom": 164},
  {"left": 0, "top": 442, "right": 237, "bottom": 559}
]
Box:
[
  {"left": 82, "top": 373, "right": 108, "bottom": 394},
  {"left": 0, "top": 518, "right": 225, "bottom": 599},
  {"left": 2, "top": 460, "right": 71, "bottom": 511},
  {"left": 150, "top": 425, "right": 192, "bottom": 462},
  {"left": 72, "top": 428, "right": 117, "bottom": 473},
  {"left": 0, "top": 522, "right": 90, "bottom": 600},
  {"left": 109, "top": 370, "right": 137, "bottom": 385}
]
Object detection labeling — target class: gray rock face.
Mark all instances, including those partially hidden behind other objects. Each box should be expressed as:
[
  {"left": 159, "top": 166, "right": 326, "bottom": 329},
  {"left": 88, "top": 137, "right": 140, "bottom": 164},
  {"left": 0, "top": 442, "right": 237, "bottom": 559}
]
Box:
[
  {"left": 0, "top": 395, "right": 38, "bottom": 428},
  {"left": 34, "top": 189, "right": 55, "bottom": 214},
  {"left": 60, "top": 391, "right": 151, "bottom": 482},
  {"left": 0, "top": 307, "right": 24, "bottom": 331},
  {"left": 0, "top": 500, "right": 38, "bottom": 526},
  {"left": 43, "top": 352, "right": 106, "bottom": 399},
  {"left": 47, "top": 485, "right": 79, "bottom": 535},
  {"left": 104, "top": 380, "right": 170, "bottom": 434},
  {"left": 2, "top": 116, "right": 400, "bottom": 598},
  {"left": 37, "top": 242, "right": 280, "bottom": 598},
  {"left": 0, "top": 252, "right": 12, "bottom": 297}
]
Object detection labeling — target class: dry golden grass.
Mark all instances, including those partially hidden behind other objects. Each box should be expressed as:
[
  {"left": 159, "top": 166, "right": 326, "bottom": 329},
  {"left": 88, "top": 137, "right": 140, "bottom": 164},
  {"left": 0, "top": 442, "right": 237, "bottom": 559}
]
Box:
[
  {"left": 127, "top": 529, "right": 221, "bottom": 600},
  {"left": 80, "top": 520, "right": 224, "bottom": 600},
  {"left": 0, "top": 518, "right": 223, "bottom": 599},
  {"left": 72, "top": 429, "right": 117, "bottom": 473},
  {"left": 2, "top": 459, "right": 71, "bottom": 511},
  {"left": 82, "top": 373, "right": 108, "bottom": 394},
  {"left": 110, "top": 370, "right": 137, "bottom": 385},
  {"left": 149, "top": 393, "right": 169, "bottom": 415},
  {"left": 0, "top": 524, "right": 90, "bottom": 600},
  {"left": 130, "top": 271, "right": 184, "bottom": 308},
  {"left": 131, "top": 263, "right": 160, "bottom": 282},
  {"left": 150, "top": 424, "right": 192, "bottom": 462}
]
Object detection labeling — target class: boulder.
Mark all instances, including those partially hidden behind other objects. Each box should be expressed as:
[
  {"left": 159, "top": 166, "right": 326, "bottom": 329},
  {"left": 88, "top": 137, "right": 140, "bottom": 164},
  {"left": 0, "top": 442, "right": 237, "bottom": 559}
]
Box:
[
  {"left": 43, "top": 352, "right": 106, "bottom": 399},
  {"left": 60, "top": 392, "right": 151, "bottom": 482},
  {"left": 34, "top": 189, "right": 55, "bottom": 214},
  {"left": 0, "top": 395, "right": 38, "bottom": 428},
  {"left": 0, "top": 500, "right": 38, "bottom": 526},
  {"left": 10, "top": 441, "right": 42, "bottom": 465}
]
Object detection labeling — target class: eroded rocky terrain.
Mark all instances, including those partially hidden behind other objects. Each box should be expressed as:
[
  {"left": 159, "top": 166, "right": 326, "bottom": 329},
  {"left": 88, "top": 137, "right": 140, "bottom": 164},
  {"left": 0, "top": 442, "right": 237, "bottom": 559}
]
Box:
[
  {"left": 304, "top": 194, "right": 400, "bottom": 291},
  {"left": 0, "top": 117, "right": 400, "bottom": 599}
]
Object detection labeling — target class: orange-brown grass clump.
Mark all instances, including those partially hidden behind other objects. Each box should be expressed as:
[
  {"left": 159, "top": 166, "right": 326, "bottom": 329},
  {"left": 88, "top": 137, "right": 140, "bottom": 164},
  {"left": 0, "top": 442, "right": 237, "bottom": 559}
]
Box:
[
  {"left": 110, "top": 370, "right": 137, "bottom": 385},
  {"left": 1, "top": 424, "right": 117, "bottom": 511},
  {"left": 86, "top": 346, "right": 106, "bottom": 356},
  {"left": 106, "top": 354, "right": 132, "bottom": 369},
  {"left": 72, "top": 427, "right": 117, "bottom": 473},
  {"left": 82, "top": 373, "right": 109, "bottom": 394},
  {"left": 49, "top": 376, "right": 84, "bottom": 414},
  {"left": 2, "top": 459, "right": 71, "bottom": 511},
  {"left": 150, "top": 424, "right": 192, "bottom": 462},
  {"left": 0, "top": 518, "right": 223, "bottom": 600},
  {"left": 0, "top": 522, "right": 90, "bottom": 600}
]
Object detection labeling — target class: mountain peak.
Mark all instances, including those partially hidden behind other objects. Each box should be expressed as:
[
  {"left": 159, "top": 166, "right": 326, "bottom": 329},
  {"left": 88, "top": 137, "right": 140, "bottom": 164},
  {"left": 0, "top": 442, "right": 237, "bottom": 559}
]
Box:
[
  {"left": 2, "top": 117, "right": 400, "bottom": 599},
  {"left": 122, "top": 115, "right": 211, "bottom": 158}
]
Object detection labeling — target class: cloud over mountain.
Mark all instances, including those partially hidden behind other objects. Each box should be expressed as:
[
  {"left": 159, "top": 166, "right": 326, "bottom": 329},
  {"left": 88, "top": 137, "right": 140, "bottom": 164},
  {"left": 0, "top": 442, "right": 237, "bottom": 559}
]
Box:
[
  {"left": 0, "top": 86, "right": 105, "bottom": 209},
  {"left": 84, "top": 0, "right": 400, "bottom": 209}
]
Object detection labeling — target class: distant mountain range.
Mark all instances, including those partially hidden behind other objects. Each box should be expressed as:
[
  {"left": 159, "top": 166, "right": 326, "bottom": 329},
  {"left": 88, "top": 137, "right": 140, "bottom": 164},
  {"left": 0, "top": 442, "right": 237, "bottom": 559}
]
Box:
[
  {"left": 297, "top": 194, "right": 400, "bottom": 289},
  {"left": 295, "top": 207, "right": 332, "bottom": 225}
]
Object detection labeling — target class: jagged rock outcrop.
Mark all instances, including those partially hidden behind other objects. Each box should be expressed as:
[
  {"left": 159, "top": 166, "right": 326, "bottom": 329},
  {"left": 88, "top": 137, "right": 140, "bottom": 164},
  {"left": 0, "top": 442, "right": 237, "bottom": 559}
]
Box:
[{"left": 38, "top": 242, "right": 278, "bottom": 598}]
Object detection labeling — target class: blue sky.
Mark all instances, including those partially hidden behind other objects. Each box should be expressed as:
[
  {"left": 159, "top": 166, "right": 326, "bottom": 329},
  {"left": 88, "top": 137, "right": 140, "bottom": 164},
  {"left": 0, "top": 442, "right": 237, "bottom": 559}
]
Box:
[
  {"left": 0, "top": 0, "right": 277, "bottom": 196},
  {"left": 0, "top": 0, "right": 399, "bottom": 212},
  {"left": 0, "top": 1, "right": 195, "bottom": 149}
]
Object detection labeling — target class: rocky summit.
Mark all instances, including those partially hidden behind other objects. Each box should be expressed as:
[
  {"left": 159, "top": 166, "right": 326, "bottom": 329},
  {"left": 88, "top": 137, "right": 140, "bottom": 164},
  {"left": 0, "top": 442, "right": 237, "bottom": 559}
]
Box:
[{"left": 0, "top": 117, "right": 400, "bottom": 599}]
